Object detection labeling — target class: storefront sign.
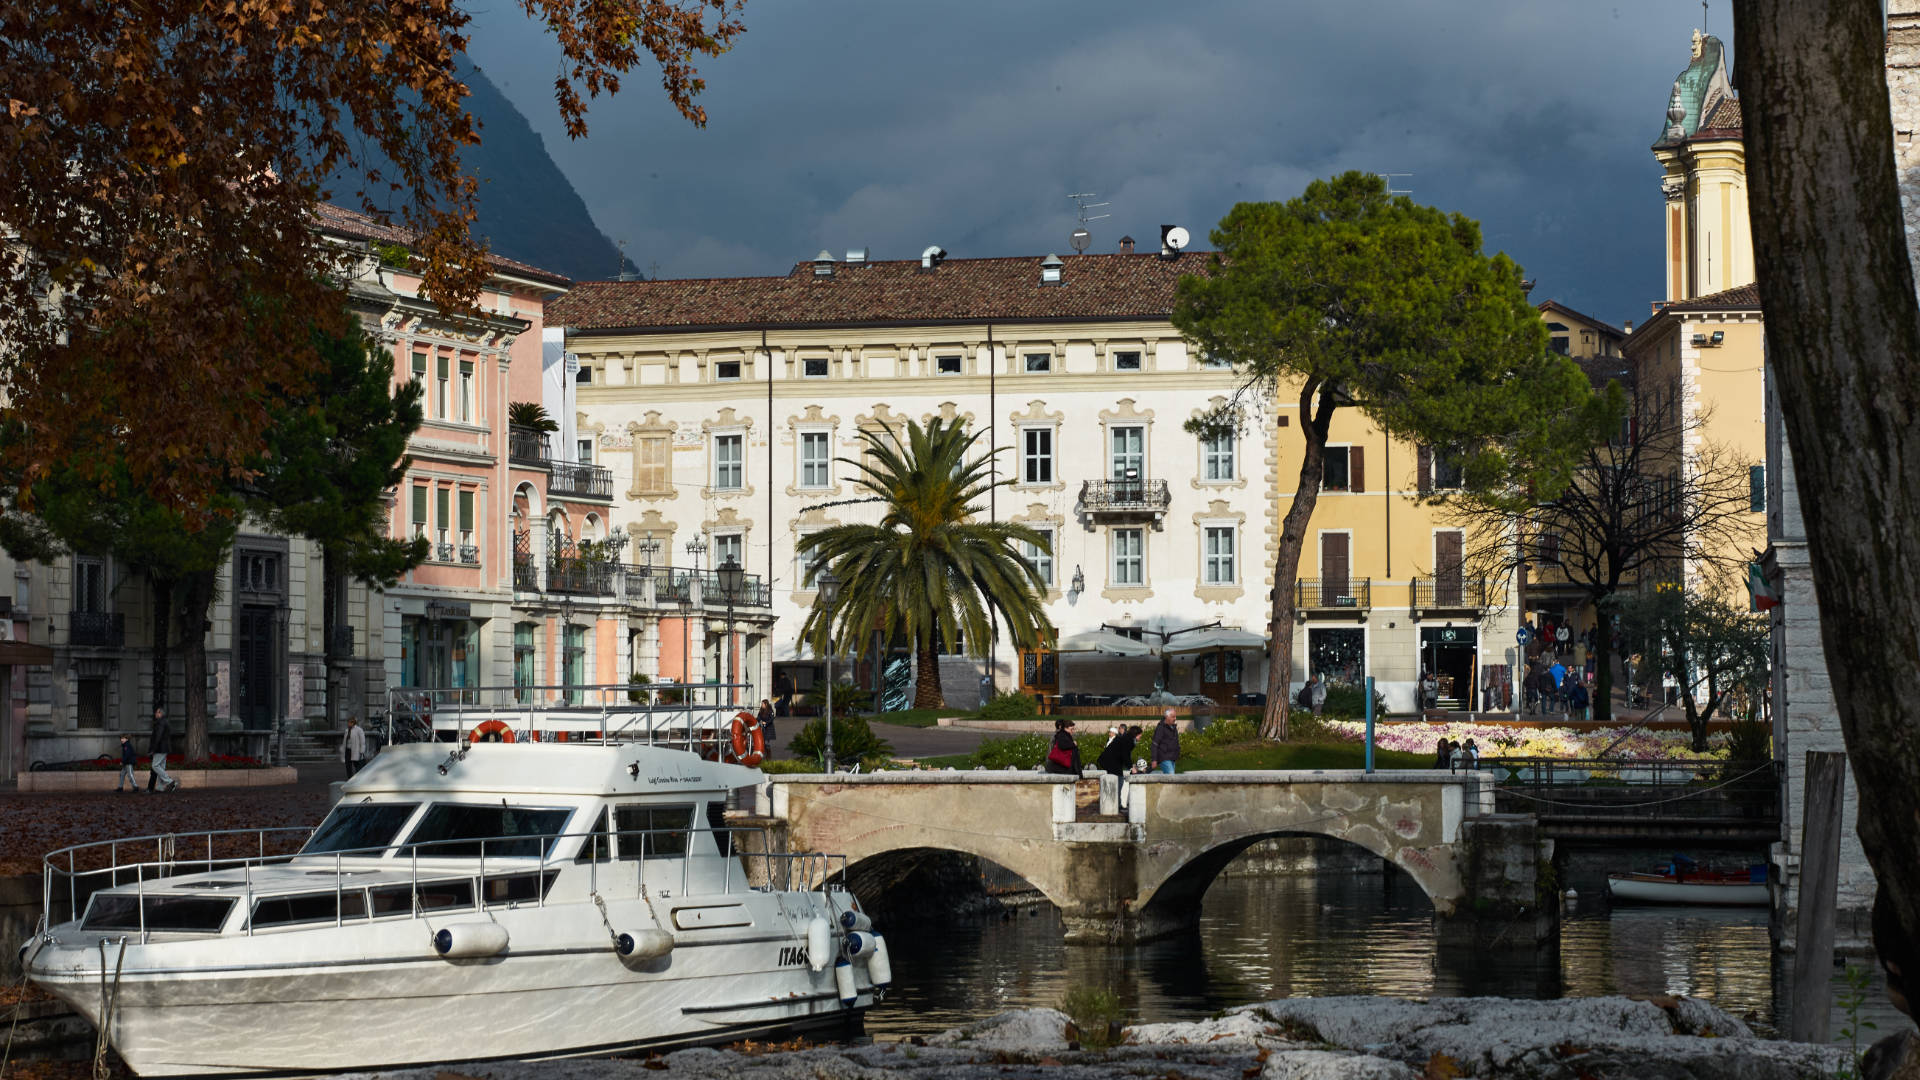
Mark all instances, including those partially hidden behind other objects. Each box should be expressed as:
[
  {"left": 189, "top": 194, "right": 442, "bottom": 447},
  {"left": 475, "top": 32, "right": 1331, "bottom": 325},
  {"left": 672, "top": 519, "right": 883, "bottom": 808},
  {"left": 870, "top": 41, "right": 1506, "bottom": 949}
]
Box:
[{"left": 424, "top": 600, "right": 472, "bottom": 621}]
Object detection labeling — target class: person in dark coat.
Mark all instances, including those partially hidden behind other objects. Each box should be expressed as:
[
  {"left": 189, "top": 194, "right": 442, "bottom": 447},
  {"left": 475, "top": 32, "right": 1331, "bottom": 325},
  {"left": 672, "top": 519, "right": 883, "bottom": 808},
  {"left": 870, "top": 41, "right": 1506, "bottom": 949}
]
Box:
[
  {"left": 1043, "top": 719, "right": 1083, "bottom": 774},
  {"left": 1149, "top": 708, "right": 1181, "bottom": 774},
  {"left": 1096, "top": 725, "right": 1140, "bottom": 777},
  {"left": 1434, "top": 736, "right": 1452, "bottom": 769},
  {"left": 117, "top": 735, "right": 138, "bottom": 793},
  {"left": 757, "top": 698, "right": 777, "bottom": 743},
  {"left": 147, "top": 707, "right": 178, "bottom": 793}
]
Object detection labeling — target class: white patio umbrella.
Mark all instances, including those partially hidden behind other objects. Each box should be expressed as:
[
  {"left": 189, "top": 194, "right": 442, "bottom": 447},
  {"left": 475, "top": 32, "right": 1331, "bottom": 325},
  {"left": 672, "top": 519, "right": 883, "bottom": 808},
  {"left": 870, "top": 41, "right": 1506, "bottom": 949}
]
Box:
[
  {"left": 1162, "top": 627, "right": 1268, "bottom": 654},
  {"left": 1054, "top": 629, "right": 1157, "bottom": 657}
]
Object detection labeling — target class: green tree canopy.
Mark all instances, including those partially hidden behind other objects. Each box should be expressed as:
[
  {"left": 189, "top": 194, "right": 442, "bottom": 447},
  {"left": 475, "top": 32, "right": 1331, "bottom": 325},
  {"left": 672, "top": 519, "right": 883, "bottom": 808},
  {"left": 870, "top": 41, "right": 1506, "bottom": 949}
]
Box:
[
  {"left": 1611, "top": 583, "right": 1769, "bottom": 751},
  {"left": 797, "top": 418, "right": 1053, "bottom": 709},
  {"left": 1173, "top": 171, "right": 1603, "bottom": 738}
]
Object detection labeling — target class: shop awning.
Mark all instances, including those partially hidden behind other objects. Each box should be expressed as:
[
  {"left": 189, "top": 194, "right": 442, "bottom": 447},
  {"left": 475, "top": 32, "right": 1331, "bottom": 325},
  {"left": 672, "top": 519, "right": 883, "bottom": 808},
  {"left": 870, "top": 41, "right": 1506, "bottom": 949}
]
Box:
[
  {"left": 0, "top": 639, "right": 55, "bottom": 665},
  {"left": 1162, "top": 627, "right": 1268, "bottom": 654},
  {"left": 1054, "top": 630, "right": 1156, "bottom": 657}
]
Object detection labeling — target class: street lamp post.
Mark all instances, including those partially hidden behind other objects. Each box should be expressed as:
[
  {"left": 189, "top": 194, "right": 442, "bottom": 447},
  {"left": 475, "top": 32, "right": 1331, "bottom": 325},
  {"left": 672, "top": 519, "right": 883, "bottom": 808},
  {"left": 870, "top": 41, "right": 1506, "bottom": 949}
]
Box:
[
  {"left": 685, "top": 536, "right": 708, "bottom": 702},
  {"left": 816, "top": 568, "right": 842, "bottom": 772},
  {"left": 717, "top": 557, "right": 744, "bottom": 694}
]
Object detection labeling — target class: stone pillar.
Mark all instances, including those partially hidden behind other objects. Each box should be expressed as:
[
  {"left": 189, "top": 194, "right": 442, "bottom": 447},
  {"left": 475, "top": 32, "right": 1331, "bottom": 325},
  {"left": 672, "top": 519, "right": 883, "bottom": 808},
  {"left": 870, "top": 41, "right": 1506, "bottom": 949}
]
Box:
[{"left": 1432, "top": 814, "right": 1558, "bottom": 950}]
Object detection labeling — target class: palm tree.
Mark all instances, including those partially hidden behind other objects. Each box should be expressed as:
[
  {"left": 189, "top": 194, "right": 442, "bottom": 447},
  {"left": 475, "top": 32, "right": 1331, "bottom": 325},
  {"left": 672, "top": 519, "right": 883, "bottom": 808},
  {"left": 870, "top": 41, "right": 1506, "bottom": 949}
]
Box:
[{"left": 798, "top": 418, "right": 1053, "bottom": 709}]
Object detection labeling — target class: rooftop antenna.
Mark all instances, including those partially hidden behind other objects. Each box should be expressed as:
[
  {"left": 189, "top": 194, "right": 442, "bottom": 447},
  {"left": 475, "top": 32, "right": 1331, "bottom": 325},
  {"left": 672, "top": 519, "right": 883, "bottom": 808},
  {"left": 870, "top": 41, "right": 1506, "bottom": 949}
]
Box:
[
  {"left": 1702, "top": 1, "right": 1708, "bottom": 35},
  {"left": 616, "top": 239, "right": 641, "bottom": 281},
  {"left": 1375, "top": 173, "right": 1413, "bottom": 198},
  {"left": 1068, "top": 192, "right": 1110, "bottom": 254}
]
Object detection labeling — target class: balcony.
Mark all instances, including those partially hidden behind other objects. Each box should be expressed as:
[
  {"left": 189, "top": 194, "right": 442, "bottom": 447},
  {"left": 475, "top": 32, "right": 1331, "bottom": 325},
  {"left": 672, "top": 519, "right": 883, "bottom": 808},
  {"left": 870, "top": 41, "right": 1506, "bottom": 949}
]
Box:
[
  {"left": 1413, "top": 576, "right": 1496, "bottom": 618},
  {"left": 547, "top": 557, "right": 616, "bottom": 596},
  {"left": 622, "top": 565, "right": 772, "bottom": 608},
  {"left": 1295, "top": 578, "right": 1370, "bottom": 619},
  {"left": 69, "top": 611, "right": 125, "bottom": 648},
  {"left": 509, "top": 425, "right": 551, "bottom": 468},
  {"left": 549, "top": 461, "right": 614, "bottom": 501},
  {"left": 1079, "top": 478, "right": 1171, "bottom": 517}
]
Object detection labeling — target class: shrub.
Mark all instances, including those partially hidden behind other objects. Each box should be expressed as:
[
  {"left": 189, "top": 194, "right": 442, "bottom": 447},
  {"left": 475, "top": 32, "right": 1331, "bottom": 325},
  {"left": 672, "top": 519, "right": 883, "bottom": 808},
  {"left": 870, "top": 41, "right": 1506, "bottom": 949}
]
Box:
[
  {"left": 1058, "top": 986, "right": 1127, "bottom": 1050},
  {"left": 966, "top": 732, "right": 1052, "bottom": 770},
  {"left": 788, "top": 714, "right": 893, "bottom": 764},
  {"left": 627, "top": 671, "right": 651, "bottom": 704},
  {"left": 1320, "top": 681, "right": 1388, "bottom": 720},
  {"left": 801, "top": 680, "right": 873, "bottom": 718},
  {"left": 1184, "top": 717, "right": 1257, "bottom": 749},
  {"left": 977, "top": 692, "right": 1037, "bottom": 724}
]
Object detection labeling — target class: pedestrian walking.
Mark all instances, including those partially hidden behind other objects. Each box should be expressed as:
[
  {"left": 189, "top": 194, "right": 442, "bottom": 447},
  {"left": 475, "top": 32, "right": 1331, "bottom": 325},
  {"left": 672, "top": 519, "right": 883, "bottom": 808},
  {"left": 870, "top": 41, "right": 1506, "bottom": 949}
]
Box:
[
  {"left": 1043, "top": 719, "right": 1083, "bottom": 775},
  {"left": 1309, "top": 674, "right": 1329, "bottom": 717},
  {"left": 1149, "top": 708, "right": 1181, "bottom": 775},
  {"left": 342, "top": 716, "right": 368, "bottom": 778},
  {"left": 757, "top": 698, "right": 777, "bottom": 743},
  {"left": 1096, "top": 725, "right": 1141, "bottom": 778},
  {"left": 147, "top": 707, "right": 178, "bottom": 793},
  {"left": 117, "top": 735, "right": 137, "bottom": 792},
  {"left": 1567, "top": 679, "right": 1591, "bottom": 722}
]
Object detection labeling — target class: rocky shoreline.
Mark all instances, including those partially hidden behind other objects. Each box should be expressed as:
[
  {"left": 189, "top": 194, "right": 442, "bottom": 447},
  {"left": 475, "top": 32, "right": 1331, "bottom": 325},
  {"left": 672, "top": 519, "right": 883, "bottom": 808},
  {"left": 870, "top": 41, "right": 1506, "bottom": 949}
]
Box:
[{"left": 352, "top": 996, "right": 1859, "bottom": 1080}]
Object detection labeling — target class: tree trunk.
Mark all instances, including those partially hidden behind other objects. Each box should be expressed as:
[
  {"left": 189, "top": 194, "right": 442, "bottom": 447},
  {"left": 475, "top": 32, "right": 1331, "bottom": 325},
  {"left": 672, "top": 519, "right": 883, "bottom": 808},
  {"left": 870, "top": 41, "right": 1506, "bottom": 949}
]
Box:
[
  {"left": 1590, "top": 603, "right": 1616, "bottom": 726},
  {"left": 914, "top": 643, "right": 943, "bottom": 709},
  {"left": 174, "top": 568, "right": 217, "bottom": 761},
  {"left": 1736, "top": 0, "right": 1920, "bottom": 975},
  {"left": 1261, "top": 383, "right": 1335, "bottom": 741},
  {"left": 149, "top": 573, "right": 173, "bottom": 718}
]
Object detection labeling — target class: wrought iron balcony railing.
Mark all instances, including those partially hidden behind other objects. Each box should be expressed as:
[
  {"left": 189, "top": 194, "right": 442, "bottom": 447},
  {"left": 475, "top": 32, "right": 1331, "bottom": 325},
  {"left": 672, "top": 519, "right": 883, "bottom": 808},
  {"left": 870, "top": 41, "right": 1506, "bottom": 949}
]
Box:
[
  {"left": 69, "top": 611, "right": 125, "bottom": 648},
  {"left": 1295, "top": 578, "right": 1370, "bottom": 611},
  {"left": 622, "top": 565, "right": 771, "bottom": 608},
  {"left": 548, "top": 461, "right": 614, "bottom": 500},
  {"left": 508, "top": 425, "right": 551, "bottom": 467},
  {"left": 547, "top": 557, "right": 616, "bottom": 596},
  {"left": 1413, "top": 576, "right": 1495, "bottom": 610},
  {"left": 1079, "top": 478, "right": 1171, "bottom": 515}
]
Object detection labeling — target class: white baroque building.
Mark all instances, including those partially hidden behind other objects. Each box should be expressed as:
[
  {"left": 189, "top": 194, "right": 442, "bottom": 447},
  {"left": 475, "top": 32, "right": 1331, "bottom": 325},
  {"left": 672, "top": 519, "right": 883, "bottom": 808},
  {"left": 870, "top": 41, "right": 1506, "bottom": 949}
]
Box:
[{"left": 551, "top": 241, "right": 1278, "bottom": 709}]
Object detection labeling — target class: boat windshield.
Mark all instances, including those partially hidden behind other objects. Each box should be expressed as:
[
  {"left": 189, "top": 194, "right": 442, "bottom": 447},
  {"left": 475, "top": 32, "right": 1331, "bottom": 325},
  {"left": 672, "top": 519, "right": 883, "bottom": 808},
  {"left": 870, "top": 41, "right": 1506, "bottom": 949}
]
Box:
[
  {"left": 399, "top": 803, "right": 574, "bottom": 859},
  {"left": 302, "top": 802, "right": 422, "bottom": 856}
]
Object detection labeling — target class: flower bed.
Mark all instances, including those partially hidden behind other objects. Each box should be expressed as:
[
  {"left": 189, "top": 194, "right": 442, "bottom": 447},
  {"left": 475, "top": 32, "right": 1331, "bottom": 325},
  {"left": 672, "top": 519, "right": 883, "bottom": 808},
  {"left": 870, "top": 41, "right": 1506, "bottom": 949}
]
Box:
[{"left": 1323, "top": 719, "right": 1726, "bottom": 761}]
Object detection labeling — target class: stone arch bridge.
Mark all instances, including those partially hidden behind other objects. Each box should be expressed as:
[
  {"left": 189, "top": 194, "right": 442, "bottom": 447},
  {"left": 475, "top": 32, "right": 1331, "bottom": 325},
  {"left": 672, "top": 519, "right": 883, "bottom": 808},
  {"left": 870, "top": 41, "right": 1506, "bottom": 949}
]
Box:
[{"left": 758, "top": 771, "right": 1546, "bottom": 944}]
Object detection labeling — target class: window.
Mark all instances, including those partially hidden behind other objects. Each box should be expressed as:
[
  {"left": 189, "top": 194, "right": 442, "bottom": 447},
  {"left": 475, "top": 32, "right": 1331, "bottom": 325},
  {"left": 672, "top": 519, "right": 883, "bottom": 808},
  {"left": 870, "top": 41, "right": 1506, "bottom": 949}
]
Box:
[
  {"left": 458, "top": 360, "right": 473, "bottom": 422},
  {"left": 513, "top": 622, "right": 537, "bottom": 703},
  {"left": 716, "top": 360, "right": 742, "bottom": 381},
  {"left": 1750, "top": 464, "right": 1766, "bottom": 513},
  {"left": 1199, "top": 351, "right": 1233, "bottom": 369},
  {"left": 1112, "top": 528, "right": 1144, "bottom": 586},
  {"left": 301, "top": 802, "right": 422, "bottom": 855},
  {"left": 615, "top": 803, "right": 693, "bottom": 859},
  {"left": 411, "top": 351, "right": 427, "bottom": 388},
  {"left": 796, "top": 531, "right": 823, "bottom": 590},
  {"left": 1021, "top": 428, "right": 1053, "bottom": 484},
  {"left": 1308, "top": 626, "right": 1366, "bottom": 684},
  {"left": 577, "top": 438, "right": 593, "bottom": 465},
  {"left": 74, "top": 558, "right": 105, "bottom": 613},
  {"left": 1433, "top": 452, "right": 1465, "bottom": 490},
  {"left": 1113, "top": 350, "right": 1142, "bottom": 371},
  {"left": 1321, "top": 446, "right": 1363, "bottom": 492},
  {"left": 436, "top": 355, "right": 449, "bottom": 418},
  {"left": 458, "top": 490, "right": 476, "bottom": 561},
  {"left": 636, "top": 434, "right": 671, "bottom": 495},
  {"left": 1019, "top": 527, "right": 1054, "bottom": 587},
  {"left": 936, "top": 354, "right": 963, "bottom": 375},
  {"left": 436, "top": 486, "right": 450, "bottom": 554},
  {"left": 713, "top": 533, "right": 744, "bottom": 572},
  {"left": 713, "top": 434, "right": 743, "bottom": 490},
  {"left": 252, "top": 890, "right": 368, "bottom": 928},
  {"left": 1547, "top": 321, "right": 1570, "bottom": 355},
  {"left": 800, "top": 432, "right": 831, "bottom": 488},
  {"left": 1109, "top": 425, "right": 1144, "bottom": 480},
  {"left": 401, "top": 804, "right": 573, "bottom": 859},
  {"left": 563, "top": 625, "right": 586, "bottom": 700},
  {"left": 1204, "top": 526, "right": 1236, "bottom": 584},
  {"left": 1202, "top": 430, "right": 1235, "bottom": 481},
  {"left": 803, "top": 356, "right": 829, "bottom": 378},
  {"left": 411, "top": 483, "right": 428, "bottom": 539},
  {"left": 76, "top": 678, "right": 104, "bottom": 727},
  {"left": 83, "top": 895, "right": 234, "bottom": 934},
  {"left": 1024, "top": 352, "right": 1052, "bottom": 374},
  {"left": 1537, "top": 532, "right": 1561, "bottom": 564}
]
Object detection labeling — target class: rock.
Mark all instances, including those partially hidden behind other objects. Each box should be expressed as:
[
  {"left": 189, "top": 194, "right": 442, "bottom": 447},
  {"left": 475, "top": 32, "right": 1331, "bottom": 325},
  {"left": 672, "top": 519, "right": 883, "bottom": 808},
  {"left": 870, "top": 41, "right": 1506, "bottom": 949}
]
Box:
[
  {"left": 1128, "top": 1010, "right": 1305, "bottom": 1051},
  {"left": 1262, "top": 1049, "right": 1418, "bottom": 1080},
  {"left": 924, "top": 1008, "right": 1072, "bottom": 1051}
]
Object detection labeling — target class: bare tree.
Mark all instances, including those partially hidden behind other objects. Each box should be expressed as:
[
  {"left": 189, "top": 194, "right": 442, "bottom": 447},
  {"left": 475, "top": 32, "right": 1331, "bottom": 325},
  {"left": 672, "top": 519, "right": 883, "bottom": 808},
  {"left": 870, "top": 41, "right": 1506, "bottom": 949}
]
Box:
[
  {"left": 1445, "top": 381, "right": 1758, "bottom": 724},
  {"left": 1736, "top": 0, "right": 1920, "bottom": 993}
]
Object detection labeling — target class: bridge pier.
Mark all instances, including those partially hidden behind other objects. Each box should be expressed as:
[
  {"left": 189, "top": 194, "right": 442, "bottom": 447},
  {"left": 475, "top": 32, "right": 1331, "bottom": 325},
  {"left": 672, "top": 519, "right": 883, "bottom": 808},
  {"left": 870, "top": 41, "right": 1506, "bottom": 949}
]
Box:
[{"left": 1432, "top": 814, "right": 1559, "bottom": 949}]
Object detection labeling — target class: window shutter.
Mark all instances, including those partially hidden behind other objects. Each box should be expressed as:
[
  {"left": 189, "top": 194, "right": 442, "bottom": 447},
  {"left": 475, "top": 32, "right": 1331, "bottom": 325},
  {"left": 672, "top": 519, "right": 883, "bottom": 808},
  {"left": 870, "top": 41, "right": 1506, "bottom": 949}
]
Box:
[
  {"left": 411, "top": 484, "right": 427, "bottom": 524},
  {"left": 1749, "top": 465, "right": 1766, "bottom": 512},
  {"left": 1349, "top": 446, "right": 1366, "bottom": 493},
  {"left": 459, "top": 490, "right": 474, "bottom": 533},
  {"left": 1417, "top": 445, "right": 1432, "bottom": 494},
  {"left": 436, "top": 486, "right": 449, "bottom": 530}
]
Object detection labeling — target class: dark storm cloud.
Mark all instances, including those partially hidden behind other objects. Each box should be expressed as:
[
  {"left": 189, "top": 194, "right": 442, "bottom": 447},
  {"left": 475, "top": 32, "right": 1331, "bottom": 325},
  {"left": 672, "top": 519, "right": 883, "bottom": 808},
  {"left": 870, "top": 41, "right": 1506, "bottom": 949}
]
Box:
[{"left": 464, "top": 1, "right": 1713, "bottom": 326}]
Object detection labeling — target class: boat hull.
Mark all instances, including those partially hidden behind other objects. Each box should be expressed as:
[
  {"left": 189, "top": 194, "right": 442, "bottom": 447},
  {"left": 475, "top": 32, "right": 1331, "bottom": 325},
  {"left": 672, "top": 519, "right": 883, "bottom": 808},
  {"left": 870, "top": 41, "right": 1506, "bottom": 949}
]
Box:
[{"left": 1605, "top": 873, "right": 1767, "bottom": 906}]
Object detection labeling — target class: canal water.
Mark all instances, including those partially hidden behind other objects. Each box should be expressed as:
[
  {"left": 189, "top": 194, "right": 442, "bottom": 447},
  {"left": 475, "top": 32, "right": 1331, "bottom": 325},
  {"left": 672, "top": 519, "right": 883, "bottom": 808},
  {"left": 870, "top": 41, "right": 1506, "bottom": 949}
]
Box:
[{"left": 866, "top": 871, "right": 1915, "bottom": 1046}]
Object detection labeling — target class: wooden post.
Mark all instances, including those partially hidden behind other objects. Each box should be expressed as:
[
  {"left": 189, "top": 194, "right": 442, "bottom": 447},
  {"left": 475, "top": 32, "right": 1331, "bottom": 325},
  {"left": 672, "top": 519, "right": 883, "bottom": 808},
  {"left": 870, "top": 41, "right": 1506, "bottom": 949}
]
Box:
[{"left": 1790, "top": 750, "right": 1847, "bottom": 1043}]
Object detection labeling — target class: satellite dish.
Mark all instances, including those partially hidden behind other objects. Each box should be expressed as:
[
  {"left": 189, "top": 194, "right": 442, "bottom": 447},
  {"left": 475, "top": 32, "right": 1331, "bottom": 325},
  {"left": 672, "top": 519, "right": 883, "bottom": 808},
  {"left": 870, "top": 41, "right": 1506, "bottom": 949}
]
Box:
[
  {"left": 1069, "top": 227, "right": 1091, "bottom": 254},
  {"left": 1164, "top": 226, "right": 1190, "bottom": 251}
]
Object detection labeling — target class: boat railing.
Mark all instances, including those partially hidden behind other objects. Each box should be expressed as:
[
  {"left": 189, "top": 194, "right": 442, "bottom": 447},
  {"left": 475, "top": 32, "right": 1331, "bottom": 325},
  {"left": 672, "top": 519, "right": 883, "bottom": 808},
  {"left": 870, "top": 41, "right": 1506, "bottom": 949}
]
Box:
[
  {"left": 388, "top": 683, "right": 760, "bottom": 753},
  {"left": 40, "top": 824, "right": 848, "bottom": 940}
]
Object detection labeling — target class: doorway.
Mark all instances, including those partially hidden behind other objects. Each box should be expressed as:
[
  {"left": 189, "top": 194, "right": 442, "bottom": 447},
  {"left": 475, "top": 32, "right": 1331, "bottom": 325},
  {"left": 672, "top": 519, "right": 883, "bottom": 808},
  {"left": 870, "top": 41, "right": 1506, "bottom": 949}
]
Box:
[{"left": 1420, "top": 627, "right": 1478, "bottom": 710}]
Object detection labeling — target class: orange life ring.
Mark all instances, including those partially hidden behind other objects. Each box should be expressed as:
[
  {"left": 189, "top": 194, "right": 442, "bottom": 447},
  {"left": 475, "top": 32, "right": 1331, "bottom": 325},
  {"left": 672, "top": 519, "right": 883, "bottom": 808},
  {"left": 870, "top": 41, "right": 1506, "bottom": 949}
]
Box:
[
  {"left": 469, "top": 720, "right": 516, "bottom": 744},
  {"left": 730, "top": 711, "right": 765, "bottom": 767}
]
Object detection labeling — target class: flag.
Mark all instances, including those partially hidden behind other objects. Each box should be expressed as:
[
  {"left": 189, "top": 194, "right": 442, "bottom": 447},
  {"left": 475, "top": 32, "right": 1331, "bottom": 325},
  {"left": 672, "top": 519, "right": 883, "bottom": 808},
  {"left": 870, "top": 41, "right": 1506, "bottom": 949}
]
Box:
[{"left": 1748, "top": 562, "right": 1780, "bottom": 612}]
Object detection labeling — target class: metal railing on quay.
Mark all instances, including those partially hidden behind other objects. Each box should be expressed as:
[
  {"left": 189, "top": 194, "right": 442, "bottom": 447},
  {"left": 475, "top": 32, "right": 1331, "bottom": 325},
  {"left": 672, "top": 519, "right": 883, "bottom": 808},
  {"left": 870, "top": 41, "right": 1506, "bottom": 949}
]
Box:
[
  {"left": 1484, "top": 756, "right": 1781, "bottom": 821},
  {"left": 41, "top": 824, "right": 849, "bottom": 939}
]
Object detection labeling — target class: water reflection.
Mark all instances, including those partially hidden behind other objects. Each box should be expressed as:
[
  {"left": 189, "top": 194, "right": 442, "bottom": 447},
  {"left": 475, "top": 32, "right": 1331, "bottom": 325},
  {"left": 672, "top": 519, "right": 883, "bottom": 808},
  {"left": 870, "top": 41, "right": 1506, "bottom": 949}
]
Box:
[{"left": 867, "top": 871, "right": 1914, "bottom": 1045}]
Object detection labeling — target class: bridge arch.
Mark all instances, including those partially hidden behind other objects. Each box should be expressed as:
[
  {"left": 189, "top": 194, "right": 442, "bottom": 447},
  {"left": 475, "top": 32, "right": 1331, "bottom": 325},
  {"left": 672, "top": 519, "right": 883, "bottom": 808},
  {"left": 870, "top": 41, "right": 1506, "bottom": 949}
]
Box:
[
  {"left": 1132, "top": 830, "right": 1441, "bottom": 933},
  {"left": 838, "top": 845, "right": 1062, "bottom": 920}
]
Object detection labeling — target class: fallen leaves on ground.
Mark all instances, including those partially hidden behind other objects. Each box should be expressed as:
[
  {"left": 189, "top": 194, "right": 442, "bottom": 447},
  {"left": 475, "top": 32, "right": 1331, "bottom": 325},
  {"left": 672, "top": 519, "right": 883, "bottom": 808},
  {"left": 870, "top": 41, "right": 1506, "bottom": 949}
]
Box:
[{"left": 0, "top": 780, "right": 337, "bottom": 876}]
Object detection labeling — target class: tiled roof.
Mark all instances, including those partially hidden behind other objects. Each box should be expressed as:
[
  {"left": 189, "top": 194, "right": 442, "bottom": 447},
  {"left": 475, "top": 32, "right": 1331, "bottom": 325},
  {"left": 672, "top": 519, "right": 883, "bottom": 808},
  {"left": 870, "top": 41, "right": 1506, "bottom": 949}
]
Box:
[
  {"left": 313, "top": 203, "right": 572, "bottom": 288},
  {"left": 1660, "top": 282, "right": 1760, "bottom": 312},
  {"left": 548, "top": 252, "right": 1207, "bottom": 332},
  {"left": 1696, "top": 95, "right": 1743, "bottom": 135},
  {"left": 1537, "top": 299, "right": 1625, "bottom": 339}
]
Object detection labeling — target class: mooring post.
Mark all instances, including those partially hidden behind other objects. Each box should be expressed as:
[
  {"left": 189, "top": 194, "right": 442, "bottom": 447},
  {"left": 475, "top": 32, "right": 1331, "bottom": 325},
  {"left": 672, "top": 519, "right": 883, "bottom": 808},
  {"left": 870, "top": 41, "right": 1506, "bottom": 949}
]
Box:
[{"left": 1789, "top": 750, "right": 1846, "bottom": 1043}]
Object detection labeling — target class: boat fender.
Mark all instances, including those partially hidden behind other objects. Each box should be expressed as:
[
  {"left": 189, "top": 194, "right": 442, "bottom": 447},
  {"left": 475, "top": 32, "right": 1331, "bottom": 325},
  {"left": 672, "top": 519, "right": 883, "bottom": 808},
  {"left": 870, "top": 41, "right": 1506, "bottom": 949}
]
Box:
[
  {"left": 842, "top": 930, "right": 873, "bottom": 959},
  {"left": 866, "top": 935, "right": 892, "bottom": 988},
  {"left": 838, "top": 910, "right": 872, "bottom": 933},
  {"left": 616, "top": 929, "right": 675, "bottom": 960},
  {"left": 806, "top": 917, "right": 831, "bottom": 972},
  {"left": 433, "top": 923, "right": 509, "bottom": 958},
  {"left": 833, "top": 957, "right": 857, "bottom": 1007}
]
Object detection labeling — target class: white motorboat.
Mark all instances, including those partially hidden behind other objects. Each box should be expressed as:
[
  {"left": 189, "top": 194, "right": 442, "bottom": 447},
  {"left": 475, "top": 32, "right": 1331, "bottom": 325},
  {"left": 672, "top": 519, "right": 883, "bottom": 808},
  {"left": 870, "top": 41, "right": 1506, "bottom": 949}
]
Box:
[{"left": 20, "top": 685, "right": 888, "bottom": 1077}]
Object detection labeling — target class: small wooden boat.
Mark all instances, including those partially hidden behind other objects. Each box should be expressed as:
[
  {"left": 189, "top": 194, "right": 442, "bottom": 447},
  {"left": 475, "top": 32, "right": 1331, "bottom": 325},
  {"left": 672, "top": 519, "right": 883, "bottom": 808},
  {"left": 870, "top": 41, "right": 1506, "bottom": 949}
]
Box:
[{"left": 1607, "top": 861, "right": 1768, "bottom": 906}]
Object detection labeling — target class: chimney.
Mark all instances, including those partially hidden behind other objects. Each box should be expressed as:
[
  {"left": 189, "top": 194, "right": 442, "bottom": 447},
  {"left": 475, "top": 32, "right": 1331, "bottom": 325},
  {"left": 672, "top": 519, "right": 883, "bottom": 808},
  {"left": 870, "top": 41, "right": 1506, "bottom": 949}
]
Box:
[
  {"left": 1118, "top": 235, "right": 1135, "bottom": 254},
  {"left": 812, "top": 250, "right": 835, "bottom": 277},
  {"left": 1624, "top": 319, "right": 1635, "bottom": 334},
  {"left": 845, "top": 248, "right": 867, "bottom": 265},
  {"left": 1039, "top": 254, "right": 1064, "bottom": 285},
  {"left": 919, "top": 245, "right": 947, "bottom": 271}
]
